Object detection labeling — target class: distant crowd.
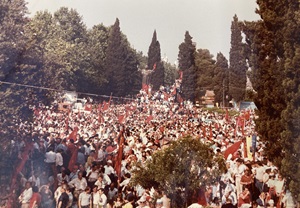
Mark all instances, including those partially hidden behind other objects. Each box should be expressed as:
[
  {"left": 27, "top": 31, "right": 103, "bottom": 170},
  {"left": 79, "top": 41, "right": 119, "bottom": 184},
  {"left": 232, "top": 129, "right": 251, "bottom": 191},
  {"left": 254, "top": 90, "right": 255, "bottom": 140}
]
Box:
[{"left": 1, "top": 81, "right": 297, "bottom": 208}]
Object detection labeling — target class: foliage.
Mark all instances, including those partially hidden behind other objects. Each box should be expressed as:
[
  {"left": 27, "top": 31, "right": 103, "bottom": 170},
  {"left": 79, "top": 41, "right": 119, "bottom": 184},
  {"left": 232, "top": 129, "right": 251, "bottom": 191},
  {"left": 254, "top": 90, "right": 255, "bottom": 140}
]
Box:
[
  {"left": 213, "top": 53, "right": 229, "bottom": 106},
  {"left": 243, "top": 0, "right": 300, "bottom": 201},
  {"left": 194, "top": 49, "right": 215, "bottom": 98},
  {"left": 104, "top": 18, "right": 141, "bottom": 96},
  {"left": 163, "top": 61, "right": 177, "bottom": 87},
  {"left": 147, "top": 30, "right": 164, "bottom": 90},
  {"left": 131, "top": 136, "right": 226, "bottom": 208},
  {"left": 178, "top": 31, "right": 196, "bottom": 102},
  {"left": 229, "top": 14, "right": 247, "bottom": 103}
]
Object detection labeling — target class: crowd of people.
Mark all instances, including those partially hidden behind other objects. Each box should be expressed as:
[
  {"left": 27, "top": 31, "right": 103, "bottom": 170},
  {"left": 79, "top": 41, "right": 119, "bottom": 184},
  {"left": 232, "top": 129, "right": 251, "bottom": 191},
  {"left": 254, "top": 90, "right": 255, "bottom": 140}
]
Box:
[{"left": 1, "top": 81, "right": 297, "bottom": 208}]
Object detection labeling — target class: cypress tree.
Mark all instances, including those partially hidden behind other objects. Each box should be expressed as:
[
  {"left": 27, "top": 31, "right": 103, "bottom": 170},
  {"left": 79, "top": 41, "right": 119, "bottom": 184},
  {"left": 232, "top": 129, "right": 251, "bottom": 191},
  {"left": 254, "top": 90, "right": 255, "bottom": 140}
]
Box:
[
  {"left": 229, "top": 14, "right": 247, "bottom": 103},
  {"left": 244, "top": 0, "right": 300, "bottom": 200},
  {"left": 105, "top": 18, "right": 127, "bottom": 96},
  {"left": 147, "top": 30, "right": 164, "bottom": 91},
  {"left": 178, "top": 31, "right": 196, "bottom": 102},
  {"left": 194, "top": 49, "right": 215, "bottom": 98},
  {"left": 213, "top": 52, "right": 229, "bottom": 106},
  {"left": 280, "top": 0, "right": 300, "bottom": 201}
]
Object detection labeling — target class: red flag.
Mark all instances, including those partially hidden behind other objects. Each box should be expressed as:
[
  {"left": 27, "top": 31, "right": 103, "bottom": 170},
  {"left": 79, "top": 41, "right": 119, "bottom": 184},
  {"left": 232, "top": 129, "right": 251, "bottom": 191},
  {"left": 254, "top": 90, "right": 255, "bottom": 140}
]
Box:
[
  {"left": 67, "top": 127, "right": 79, "bottom": 142},
  {"left": 225, "top": 108, "right": 229, "bottom": 122},
  {"left": 68, "top": 146, "right": 78, "bottom": 171},
  {"left": 7, "top": 142, "right": 34, "bottom": 208},
  {"left": 84, "top": 103, "right": 92, "bottom": 111},
  {"left": 115, "top": 134, "right": 125, "bottom": 181},
  {"left": 118, "top": 114, "right": 125, "bottom": 124},
  {"left": 237, "top": 116, "right": 244, "bottom": 127},
  {"left": 142, "top": 83, "right": 149, "bottom": 94},
  {"left": 202, "top": 126, "right": 206, "bottom": 138},
  {"left": 153, "top": 62, "right": 157, "bottom": 70},
  {"left": 172, "top": 86, "right": 177, "bottom": 95},
  {"left": 214, "top": 122, "right": 219, "bottom": 130},
  {"left": 224, "top": 140, "right": 242, "bottom": 160},
  {"left": 102, "top": 101, "right": 109, "bottom": 111},
  {"left": 244, "top": 110, "right": 250, "bottom": 120},
  {"left": 242, "top": 118, "right": 245, "bottom": 136},
  {"left": 146, "top": 115, "right": 153, "bottom": 123}
]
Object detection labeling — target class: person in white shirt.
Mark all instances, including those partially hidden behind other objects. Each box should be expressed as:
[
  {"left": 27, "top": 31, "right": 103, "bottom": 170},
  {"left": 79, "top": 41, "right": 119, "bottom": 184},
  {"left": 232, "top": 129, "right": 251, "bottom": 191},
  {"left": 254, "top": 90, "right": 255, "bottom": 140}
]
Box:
[
  {"left": 27, "top": 171, "right": 41, "bottom": 189},
  {"left": 78, "top": 187, "right": 91, "bottom": 208},
  {"left": 44, "top": 147, "right": 57, "bottom": 176},
  {"left": 98, "top": 188, "right": 108, "bottom": 208},
  {"left": 91, "top": 185, "right": 100, "bottom": 208},
  {"left": 18, "top": 182, "right": 33, "bottom": 208},
  {"left": 233, "top": 158, "right": 247, "bottom": 197},
  {"left": 94, "top": 174, "right": 111, "bottom": 190},
  {"left": 255, "top": 162, "right": 265, "bottom": 193},
  {"left": 68, "top": 171, "right": 88, "bottom": 201},
  {"left": 57, "top": 169, "right": 70, "bottom": 186},
  {"left": 104, "top": 160, "right": 116, "bottom": 177},
  {"left": 56, "top": 149, "right": 64, "bottom": 172}
]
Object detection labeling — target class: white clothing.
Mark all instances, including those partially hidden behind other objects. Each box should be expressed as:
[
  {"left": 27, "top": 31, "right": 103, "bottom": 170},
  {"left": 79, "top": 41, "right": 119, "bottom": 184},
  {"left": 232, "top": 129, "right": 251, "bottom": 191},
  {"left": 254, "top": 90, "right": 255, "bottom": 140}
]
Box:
[
  {"left": 44, "top": 151, "right": 56, "bottom": 163},
  {"left": 78, "top": 192, "right": 91, "bottom": 206},
  {"left": 19, "top": 187, "right": 33, "bottom": 203},
  {"left": 55, "top": 152, "right": 63, "bottom": 166},
  {"left": 98, "top": 193, "right": 107, "bottom": 208},
  {"left": 68, "top": 177, "right": 87, "bottom": 191}
]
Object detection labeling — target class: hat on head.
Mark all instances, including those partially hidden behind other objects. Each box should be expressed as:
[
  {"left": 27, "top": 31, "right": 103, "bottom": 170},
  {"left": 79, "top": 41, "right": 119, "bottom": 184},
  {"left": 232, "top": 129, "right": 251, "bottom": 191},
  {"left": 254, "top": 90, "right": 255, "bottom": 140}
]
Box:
[{"left": 107, "top": 160, "right": 112, "bottom": 163}]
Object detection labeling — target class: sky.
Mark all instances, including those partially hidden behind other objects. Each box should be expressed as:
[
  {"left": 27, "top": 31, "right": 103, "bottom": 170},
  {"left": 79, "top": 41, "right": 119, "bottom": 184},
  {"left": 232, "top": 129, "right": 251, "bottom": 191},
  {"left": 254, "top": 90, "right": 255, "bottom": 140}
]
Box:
[{"left": 25, "top": 0, "right": 260, "bottom": 65}]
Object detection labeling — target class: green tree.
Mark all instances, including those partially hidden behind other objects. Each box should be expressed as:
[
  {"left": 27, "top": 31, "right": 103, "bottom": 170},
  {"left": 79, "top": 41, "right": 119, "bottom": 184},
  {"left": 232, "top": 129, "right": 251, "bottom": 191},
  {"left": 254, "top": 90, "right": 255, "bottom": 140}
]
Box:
[
  {"left": 0, "top": 0, "right": 28, "bottom": 81},
  {"left": 229, "top": 14, "right": 247, "bottom": 103},
  {"left": 194, "top": 49, "right": 215, "bottom": 98},
  {"left": 213, "top": 52, "right": 229, "bottom": 106},
  {"left": 163, "top": 61, "right": 177, "bottom": 87},
  {"left": 85, "top": 24, "right": 109, "bottom": 94},
  {"left": 280, "top": 0, "right": 300, "bottom": 202},
  {"left": 105, "top": 18, "right": 140, "bottom": 96},
  {"left": 147, "top": 30, "right": 164, "bottom": 90},
  {"left": 131, "top": 137, "right": 226, "bottom": 208},
  {"left": 178, "top": 31, "right": 196, "bottom": 102},
  {"left": 243, "top": 0, "right": 300, "bottom": 201}
]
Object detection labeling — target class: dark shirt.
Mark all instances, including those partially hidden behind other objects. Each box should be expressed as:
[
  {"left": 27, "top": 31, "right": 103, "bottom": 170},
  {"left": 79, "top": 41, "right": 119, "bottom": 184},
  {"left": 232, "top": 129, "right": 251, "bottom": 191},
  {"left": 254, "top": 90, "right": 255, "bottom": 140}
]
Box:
[{"left": 58, "top": 192, "right": 69, "bottom": 208}]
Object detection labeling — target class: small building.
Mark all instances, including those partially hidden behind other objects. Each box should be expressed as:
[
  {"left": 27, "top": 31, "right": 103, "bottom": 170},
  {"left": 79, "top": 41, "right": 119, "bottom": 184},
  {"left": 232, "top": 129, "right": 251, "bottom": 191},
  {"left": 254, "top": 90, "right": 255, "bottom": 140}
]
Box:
[{"left": 202, "top": 90, "right": 215, "bottom": 108}]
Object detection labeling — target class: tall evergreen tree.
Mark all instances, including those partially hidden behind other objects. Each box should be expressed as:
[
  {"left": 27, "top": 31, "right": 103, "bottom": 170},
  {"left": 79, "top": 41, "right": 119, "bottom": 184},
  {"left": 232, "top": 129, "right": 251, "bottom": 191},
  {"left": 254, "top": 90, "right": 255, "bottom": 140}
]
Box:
[
  {"left": 105, "top": 18, "right": 125, "bottom": 96},
  {"left": 147, "top": 30, "right": 164, "bottom": 90},
  {"left": 178, "top": 31, "right": 196, "bottom": 102},
  {"left": 244, "top": 0, "right": 300, "bottom": 201},
  {"left": 194, "top": 49, "right": 215, "bottom": 98},
  {"left": 229, "top": 14, "right": 247, "bottom": 103},
  {"left": 280, "top": 0, "right": 300, "bottom": 201},
  {"left": 213, "top": 52, "right": 229, "bottom": 106},
  {"left": 105, "top": 18, "right": 140, "bottom": 96}
]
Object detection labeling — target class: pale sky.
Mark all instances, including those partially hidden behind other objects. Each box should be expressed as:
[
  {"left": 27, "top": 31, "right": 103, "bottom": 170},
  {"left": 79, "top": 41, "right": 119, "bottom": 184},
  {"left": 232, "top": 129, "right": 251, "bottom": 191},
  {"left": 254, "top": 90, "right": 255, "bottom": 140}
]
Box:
[{"left": 26, "top": 0, "right": 260, "bottom": 64}]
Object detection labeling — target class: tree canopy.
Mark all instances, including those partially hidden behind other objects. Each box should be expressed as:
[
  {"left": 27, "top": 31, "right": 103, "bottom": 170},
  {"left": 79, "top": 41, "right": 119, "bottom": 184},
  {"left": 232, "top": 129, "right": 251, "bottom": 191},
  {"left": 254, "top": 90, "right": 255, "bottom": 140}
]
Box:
[{"left": 131, "top": 136, "right": 226, "bottom": 208}]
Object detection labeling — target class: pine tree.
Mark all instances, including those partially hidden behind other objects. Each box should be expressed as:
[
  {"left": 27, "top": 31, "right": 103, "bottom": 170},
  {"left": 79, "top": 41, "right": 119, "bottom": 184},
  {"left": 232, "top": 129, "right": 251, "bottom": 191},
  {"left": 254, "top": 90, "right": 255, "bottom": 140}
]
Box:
[
  {"left": 229, "top": 14, "right": 247, "bottom": 103},
  {"left": 178, "top": 31, "right": 196, "bottom": 102},
  {"left": 147, "top": 30, "right": 164, "bottom": 91},
  {"left": 213, "top": 53, "right": 229, "bottom": 106}
]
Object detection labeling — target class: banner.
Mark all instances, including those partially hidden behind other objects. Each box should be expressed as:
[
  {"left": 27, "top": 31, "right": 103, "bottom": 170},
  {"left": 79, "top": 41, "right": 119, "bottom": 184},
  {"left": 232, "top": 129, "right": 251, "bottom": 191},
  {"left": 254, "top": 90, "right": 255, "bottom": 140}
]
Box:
[{"left": 246, "top": 136, "right": 253, "bottom": 161}]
